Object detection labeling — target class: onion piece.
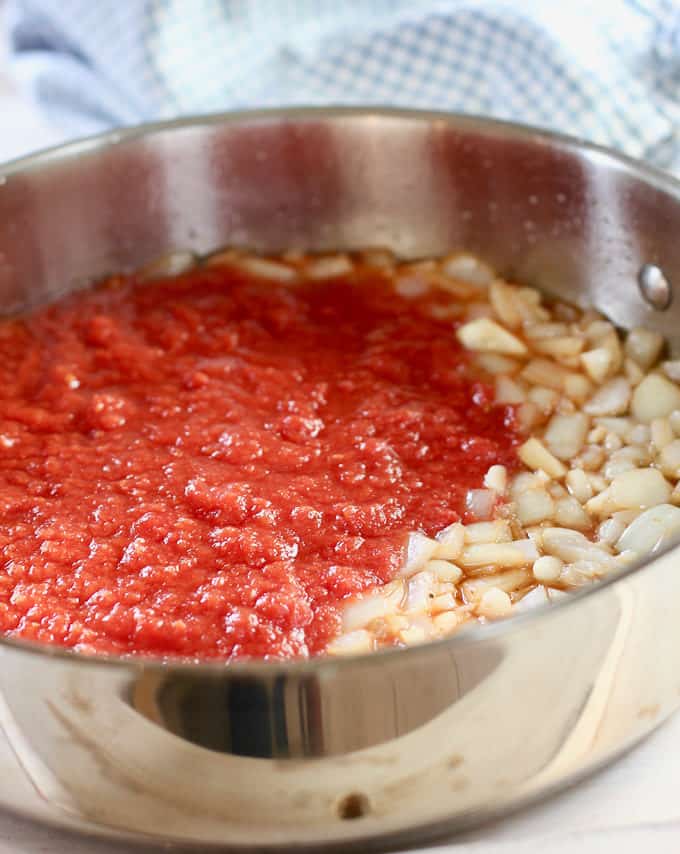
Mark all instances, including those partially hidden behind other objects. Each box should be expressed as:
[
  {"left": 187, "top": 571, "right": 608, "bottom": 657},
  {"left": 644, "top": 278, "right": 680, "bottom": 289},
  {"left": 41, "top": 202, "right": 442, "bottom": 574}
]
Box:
[
  {"left": 342, "top": 581, "right": 404, "bottom": 631},
  {"left": 399, "top": 621, "right": 432, "bottom": 646},
  {"left": 427, "top": 559, "right": 463, "bottom": 584},
  {"left": 608, "top": 468, "right": 672, "bottom": 510},
  {"left": 434, "top": 523, "right": 465, "bottom": 561},
  {"left": 518, "top": 438, "right": 567, "bottom": 478},
  {"left": 563, "top": 373, "right": 594, "bottom": 404},
  {"left": 651, "top": 418, "right": 674, "bottom": 451},
  {"left": 513, "top": 585, "right": 551, "bottom": 612},
  {"left": 527, "top": 386, "right": 560, "bottom": 413},
  {"left": 442, "top": 253, "right": 496, "bottom": 286},
  {"left": 624, "top": 358, "right": 645, "bottom": 386},
  {"left": 477, "top": 587, "right": 513, "bottom": 619},
  {"left": 139, "top": 250, "right": 196, "bottom": 280},
  {"left": 400, "top": 532, "right": 439, "bottom": 577},
  {"left": 541, "top": 528, "right": 618, "bottom": 569},
  {"left": 461, "top": 568, "right": 530, "bottom": 602},
  {"left": 465, "top": 488, "right": 496, "bottom": 520},
  {"left": 433, "top": 610, "right": 460, "bottom": 634},
  {"left": 463, "top": 520, "right": 512, "bottom": 544},
  {"left": 532, "top": 555, "right": 563, "bottom": 584},
  {"left": 516, "top": 488, "right": 555, "bottom": 525},
  {"left": 427, "top": 592, "right": 455, "bottom": 613},
  {"left": 532, "top": 336, "right": 584, "bottom": 358},
  {"left": 616, "top": 503, "right": 680, "bottom": 557},
  {"left": 581, "top": 347, "right": 616, "bottom": 383},
  {"left": 594, "top": 416, "right": 631, "bottom": 436},
  {"left": 495, "top": 376, "right": 527, "bottom": 404},
  {"left": 357, "top": 248, "right": 396, "bottom": 268},
  {"left": 459, "top": 542, "right": 533, "bottom": 569},
  {"left": 327, "top": 630, "right": 374, "bottom": 655},
  {"left": 476, "top": 353, "right": 520, "bottom": 375},
  {"left": 305, "top": 255, "right": 353, "bottom": 279},
  {"left": 624, "top": 327, "right": 664, "bottom": 370},
  {"left": 560, "top": 559, "right": 613, "bottom": 585},
  {"left": 657, "top": 439, "right": 680, "bottom": 478},
  {"left": 510, "top": 538, "right": 540, "bottom": 562},
  {"left": 662, "top": 360, "right": 680, "bottom": 383},
  {"left": 233, "top": 256, "right": 298, "bottom": 281},
  {"left": 405, "top": 571, "right": 437, "bottom": 614},
  {"left": 544, "top": 413, "right": 589, "bottom": 461},
  {"left": 394, "top": 276, "right": 430, "bottom": 298},
  {"left": 457, "top": 318, "right": 528, "bottom": 356},
  {"left": 584, "top": 377, "right": 632, "bottom": 416},
  {"left": 553, "top": 496, "right": 590, "bottom": 530},
  {"left": 489, "top": 280, "right": 524, "bottom": 328},
  {"left": 520, "top": 358, "right": 568, "bottom": 391},
  {"left": 631, "top": 374, "right": 680, "bottom": 423},
  {"left": 524, "top": 322, "right": 570, "bottom": 340},
  {"left": 566, "top": 468, "right": 593, "bottom": 503},
  {"left": 484, "top": 464, "right": 508, "bottom": 494},
  {"left": 628, "top": 423, "right": 651, "bottom": 445}
]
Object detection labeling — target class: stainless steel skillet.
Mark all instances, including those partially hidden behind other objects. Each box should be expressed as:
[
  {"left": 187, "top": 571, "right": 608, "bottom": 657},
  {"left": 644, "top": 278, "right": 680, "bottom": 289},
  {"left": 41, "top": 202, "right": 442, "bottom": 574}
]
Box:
[{"left": 0, "top": 108, "right": 680, "bottom": 850}]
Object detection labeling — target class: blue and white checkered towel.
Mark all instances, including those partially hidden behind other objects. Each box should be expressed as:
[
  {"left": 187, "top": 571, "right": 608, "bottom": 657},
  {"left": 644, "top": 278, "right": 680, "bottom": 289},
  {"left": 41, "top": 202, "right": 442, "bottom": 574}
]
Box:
[{"left": 6, "top": 0, "right": 680, "bottom": 170}]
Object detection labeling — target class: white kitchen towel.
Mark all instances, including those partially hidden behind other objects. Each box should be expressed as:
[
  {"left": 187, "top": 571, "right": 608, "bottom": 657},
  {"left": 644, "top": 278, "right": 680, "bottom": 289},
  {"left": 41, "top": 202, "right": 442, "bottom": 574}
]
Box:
[{"left": 5, "top": 0, "right": 680, "bottom": 170}]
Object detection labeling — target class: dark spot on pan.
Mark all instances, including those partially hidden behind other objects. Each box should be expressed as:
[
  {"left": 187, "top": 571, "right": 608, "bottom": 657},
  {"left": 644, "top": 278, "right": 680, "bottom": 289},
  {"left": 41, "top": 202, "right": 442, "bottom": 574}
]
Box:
[{"left": 336, "top": 792, "right": 371, "bottom": 820}]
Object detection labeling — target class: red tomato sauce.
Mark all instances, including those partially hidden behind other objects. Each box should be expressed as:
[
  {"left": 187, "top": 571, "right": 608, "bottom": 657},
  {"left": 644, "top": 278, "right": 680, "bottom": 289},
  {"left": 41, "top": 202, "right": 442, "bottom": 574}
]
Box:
[{"left": 0, "top": 264, "right": 520, "bottom": 659}]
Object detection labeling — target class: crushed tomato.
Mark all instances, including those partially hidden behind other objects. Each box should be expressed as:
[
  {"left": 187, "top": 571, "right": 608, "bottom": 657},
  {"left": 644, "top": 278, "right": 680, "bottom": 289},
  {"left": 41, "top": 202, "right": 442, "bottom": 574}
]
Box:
[{"left": 0, "top": 265, "right": 520, "bottom": 659}]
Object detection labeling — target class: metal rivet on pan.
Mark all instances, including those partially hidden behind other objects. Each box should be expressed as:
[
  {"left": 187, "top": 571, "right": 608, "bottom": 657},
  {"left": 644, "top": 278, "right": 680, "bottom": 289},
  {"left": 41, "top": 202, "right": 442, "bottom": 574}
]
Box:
[{"left": 638, "top": 264, "right": 672, "bottom": 310}]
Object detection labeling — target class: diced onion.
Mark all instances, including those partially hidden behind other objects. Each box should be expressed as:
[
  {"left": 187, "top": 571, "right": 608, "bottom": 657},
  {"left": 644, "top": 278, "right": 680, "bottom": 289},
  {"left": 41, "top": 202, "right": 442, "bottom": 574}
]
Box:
[
  {"left": 459, "top": 542, "right": 533, "bottom": 568},
  {"left": 513, "top": 585, "right": 551, "bottom": 612},
  {"left": 658, "top": 440, "right": 680, "bottom": 478},
  {"left": 532, "top": 555, "right": 563, "bottom": 584},
  {"left": 400, "top": 532, "right": 439, "bottom": 577},
  {"left": 327, "top": 630, "right": 374, "bottom": 655},
  {"left": 477, "top": 587, "right": 513, "bottom": 619},
  {"left": 457, "top": 318, "right": 528, "bottom": 356},
  {"left": 518, "top": 438, "right": 567, "bottom": 478},
  {"left": 342, "top": 581, "right": 404, "bottom": 631},
  {"left": 139, "top": 250, "right": 196, "bottom": 280},
  {"left": 305, "top": 255, "right": 354, "bottom": 280},
  {"left": 234, "top": 256, "right": 298, "bottom": 281},
  {"left": 434, "top": 523, "right": 465, "bottom": 561},
  {"left": 631, "top": 374, "right": 680, "bottom": 423},
  {"left": 608, "top": 468, "right": 672, "bottom": 510},
  {"left": 442, "top": 253, "right": 495, "bottom": 285},
  {"left": 624, "top": 327, "right": 664, "bottom": 370},
  {"left": 616, "top": 503, "right": 680, "bottom": 556},
  {"left": 516, "top": 488, "right": 555, "bottom": 525},
  {"left": 484, "top": 464, "right": 508, "bottom": 494},
  {"left": 465, "top": 489, "right": 496, "bottom": 520},
  {"left": 405, "top": 571, "right": 437, "bottom": 614},
  {"left": 541, "top": 528, "right": 617, "bottom": 569},
  {"left": 426, "top": 559, "right": 463, "bottom": 584},
  {"left": 584, "top": 377, "right": 631, "bottom": 416},
  {"left": 544, "top": 413, "right": 589, "bottom": 461},
  {"left": 463, "top": 520, "right": 512, "bottom": 544}
]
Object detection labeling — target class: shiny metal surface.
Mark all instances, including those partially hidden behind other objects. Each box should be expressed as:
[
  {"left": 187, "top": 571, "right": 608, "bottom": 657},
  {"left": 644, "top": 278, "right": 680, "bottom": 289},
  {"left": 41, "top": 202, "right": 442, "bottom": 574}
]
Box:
[{"left": 1, "top": 108, "right": 680, "bottom": 850}]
